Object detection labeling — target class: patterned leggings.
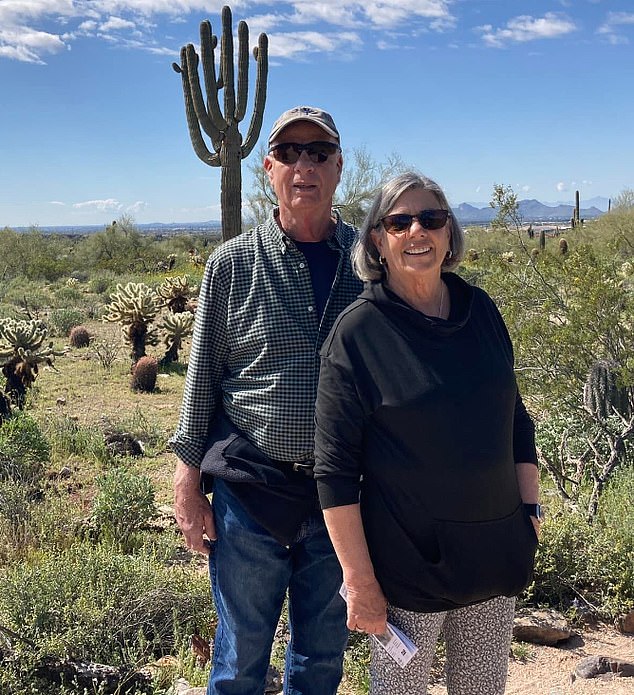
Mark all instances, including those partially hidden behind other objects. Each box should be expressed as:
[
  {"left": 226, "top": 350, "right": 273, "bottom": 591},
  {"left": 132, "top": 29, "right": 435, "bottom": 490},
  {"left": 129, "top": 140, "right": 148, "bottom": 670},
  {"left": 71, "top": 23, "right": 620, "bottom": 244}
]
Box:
[{"left": 369, "top": 595, "right": 516, "bottom": 695}]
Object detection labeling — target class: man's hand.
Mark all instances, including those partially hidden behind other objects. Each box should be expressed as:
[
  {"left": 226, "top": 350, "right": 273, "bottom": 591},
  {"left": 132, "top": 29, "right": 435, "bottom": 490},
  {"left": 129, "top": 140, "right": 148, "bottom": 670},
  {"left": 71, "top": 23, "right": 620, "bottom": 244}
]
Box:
[{"left": 174, "top": 459, "right": 216, "bottom": 555}]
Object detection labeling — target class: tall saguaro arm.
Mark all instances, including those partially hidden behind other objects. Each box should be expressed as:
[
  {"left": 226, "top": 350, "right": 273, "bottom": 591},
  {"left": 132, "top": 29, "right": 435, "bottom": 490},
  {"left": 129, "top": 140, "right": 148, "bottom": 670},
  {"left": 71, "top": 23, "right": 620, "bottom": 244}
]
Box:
[{"left": 172, "top": 5, "right": 269, "bottom": 241}]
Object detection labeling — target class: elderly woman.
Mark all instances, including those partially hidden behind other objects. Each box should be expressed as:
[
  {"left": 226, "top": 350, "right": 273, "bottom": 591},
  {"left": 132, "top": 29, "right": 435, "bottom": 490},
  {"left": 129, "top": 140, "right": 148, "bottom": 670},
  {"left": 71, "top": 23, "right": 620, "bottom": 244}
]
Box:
[{"left": 313, "top": 172, "right": 540, "bottom": 694}]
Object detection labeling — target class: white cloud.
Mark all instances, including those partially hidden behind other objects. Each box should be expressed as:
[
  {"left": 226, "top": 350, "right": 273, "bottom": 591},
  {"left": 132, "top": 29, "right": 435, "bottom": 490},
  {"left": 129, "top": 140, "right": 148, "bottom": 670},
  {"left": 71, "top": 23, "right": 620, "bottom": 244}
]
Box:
[
  {"left": 478, "top": 12, "right": 576, "bottom": 48},
  {"left": 78, "top": 20, "right": 98, "bottom": 32},
  {"left": 126, "top": 200, "right": 148, "bottom": 213},
  {"left": 0, "top": 26, "right": 67, "bottom": 64},
  {"left": 100, "top": 16, "right": 137, "bottom": 32},
  {"left": 73, "top": 198, "right": 124, "bottom": 212},
  {"left": 0, "top": 0, "right": 457, "bottom": 63},
  {"left": 49, "top": 201, "right": 66, "bottom": 206},
  {"left": 267, "top": 31, "right": 362, "bottom": 59},
  {"left": 556, "top": 182, "right": 568, "bottom": 192},
  {"left": 597, "top": 11, "right": 634, "bottom": 45}
]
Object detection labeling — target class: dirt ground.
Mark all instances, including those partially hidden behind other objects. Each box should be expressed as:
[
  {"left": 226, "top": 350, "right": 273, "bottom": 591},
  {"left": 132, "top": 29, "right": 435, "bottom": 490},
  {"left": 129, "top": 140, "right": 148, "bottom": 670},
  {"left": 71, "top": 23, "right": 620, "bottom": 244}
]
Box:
[{"left": 429, "top": 625, "right": 634, "bottom": 695}]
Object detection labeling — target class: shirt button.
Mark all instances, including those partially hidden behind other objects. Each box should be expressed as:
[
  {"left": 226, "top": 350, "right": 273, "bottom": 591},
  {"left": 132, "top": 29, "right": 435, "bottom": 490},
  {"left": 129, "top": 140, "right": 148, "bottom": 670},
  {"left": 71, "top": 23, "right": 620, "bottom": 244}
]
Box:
[
  {"left": 307, "top": 306, "right": 314, "bottom": 313},
  {"left": 299, "top": 262, "right": 305, "bottom": 269}
]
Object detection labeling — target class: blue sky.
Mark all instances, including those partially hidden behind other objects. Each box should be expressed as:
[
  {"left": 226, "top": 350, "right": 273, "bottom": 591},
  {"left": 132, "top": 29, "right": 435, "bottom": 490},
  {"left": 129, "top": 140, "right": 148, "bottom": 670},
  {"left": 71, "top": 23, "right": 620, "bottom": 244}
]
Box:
[{"left": 1, "top": 0, "right": 632, "bottom": 227}]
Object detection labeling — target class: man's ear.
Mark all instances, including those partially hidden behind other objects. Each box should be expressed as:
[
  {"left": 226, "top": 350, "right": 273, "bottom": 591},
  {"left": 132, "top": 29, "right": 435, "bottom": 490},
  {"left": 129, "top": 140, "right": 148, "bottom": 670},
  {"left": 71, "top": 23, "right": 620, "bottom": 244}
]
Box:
[
  {"left": 336, "top": 153, "right": 343, "bottom": 183},
  {"left": 263, "top": 155, "right": 274, "bottom": 182}
]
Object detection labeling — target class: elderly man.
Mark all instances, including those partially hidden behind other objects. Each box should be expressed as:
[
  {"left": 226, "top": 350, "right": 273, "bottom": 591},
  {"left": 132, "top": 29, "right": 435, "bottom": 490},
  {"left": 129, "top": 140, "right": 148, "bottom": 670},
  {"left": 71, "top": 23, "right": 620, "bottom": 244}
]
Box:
[{"left": 170, "top": 106, "right": 362, "bottom": 695}]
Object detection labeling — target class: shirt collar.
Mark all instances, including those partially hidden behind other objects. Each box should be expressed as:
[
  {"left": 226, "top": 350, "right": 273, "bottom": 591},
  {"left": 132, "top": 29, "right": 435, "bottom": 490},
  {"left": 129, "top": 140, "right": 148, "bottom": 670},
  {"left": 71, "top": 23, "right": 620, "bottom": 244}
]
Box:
[{"left": 269, "top": 208, "right": 348, "bottom": 253}]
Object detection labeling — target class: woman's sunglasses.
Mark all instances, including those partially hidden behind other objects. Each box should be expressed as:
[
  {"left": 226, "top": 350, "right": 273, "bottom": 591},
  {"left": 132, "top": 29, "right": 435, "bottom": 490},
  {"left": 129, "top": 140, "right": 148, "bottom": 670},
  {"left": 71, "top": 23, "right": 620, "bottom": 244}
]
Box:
[
  {"left": 380, "top": 209, "right": 450, "bottom": 234},
  {"left": 269, "top": 141, "right": 340, "bottom": 165}
]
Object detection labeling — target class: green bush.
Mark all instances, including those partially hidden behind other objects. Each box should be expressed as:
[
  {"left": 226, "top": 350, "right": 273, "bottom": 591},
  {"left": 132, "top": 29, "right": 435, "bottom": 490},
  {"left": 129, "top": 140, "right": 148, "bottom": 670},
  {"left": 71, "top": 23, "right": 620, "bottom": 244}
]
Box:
[
  {"left": 44, "top": 414, "right": 113, "bottom": 466},
  {"left": 0, "top": 478, "right": 33, "bottom": 556},
  {"left": 89, "top": 270, "right": 118, "bottom": 295},
  {"left": 0, "top": 412, "right": 50, "bottom": 484},
  {"left": 527, "top": 467, "right": 634, "bottom": 620},
  {"left": 91, "top": 468, "right": 156, "bottom": 550},
  {"left": 48, "top": 307, "right": 86, "bottom": 337},
  {"left": 0, "top": 542, "right": 214, "bottom": 691},
  {"left": 52, "top": 286, "right": 84, "bottom": 308}
]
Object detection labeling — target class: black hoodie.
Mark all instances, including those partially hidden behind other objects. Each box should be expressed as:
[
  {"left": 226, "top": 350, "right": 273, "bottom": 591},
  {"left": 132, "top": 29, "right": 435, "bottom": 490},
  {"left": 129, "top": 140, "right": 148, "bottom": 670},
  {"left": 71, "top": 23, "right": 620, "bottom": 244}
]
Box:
[{"left": 314, "top": 273, "right": 538, "bottom": 612}]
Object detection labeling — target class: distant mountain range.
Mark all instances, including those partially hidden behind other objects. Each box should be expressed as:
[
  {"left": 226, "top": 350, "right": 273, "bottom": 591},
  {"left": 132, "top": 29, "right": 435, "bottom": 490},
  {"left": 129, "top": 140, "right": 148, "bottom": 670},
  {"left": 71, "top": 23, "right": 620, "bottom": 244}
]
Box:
[
  {"left": 9, "top": 197, "right": 608, "bottom": 234},
  {"left": 453, "top": 199, "right": 605, "bottom": 225}
]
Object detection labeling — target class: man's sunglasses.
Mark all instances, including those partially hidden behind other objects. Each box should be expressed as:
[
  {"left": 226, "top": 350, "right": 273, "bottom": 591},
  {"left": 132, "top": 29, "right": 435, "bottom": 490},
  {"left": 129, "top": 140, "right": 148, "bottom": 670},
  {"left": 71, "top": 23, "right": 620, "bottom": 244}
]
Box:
[
  {"left": 380, "top": 209, "right": 450, "bottom": 234},
  {"left": 269, "top": 141, "right": 340, "bottom": 165}
]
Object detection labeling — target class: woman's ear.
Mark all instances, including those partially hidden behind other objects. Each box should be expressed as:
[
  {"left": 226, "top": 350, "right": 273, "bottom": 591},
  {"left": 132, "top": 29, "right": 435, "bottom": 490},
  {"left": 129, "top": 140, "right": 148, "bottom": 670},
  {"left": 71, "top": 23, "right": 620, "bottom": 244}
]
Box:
[{"left": 370, "top": 228, "right": 383, "bottom": 257}]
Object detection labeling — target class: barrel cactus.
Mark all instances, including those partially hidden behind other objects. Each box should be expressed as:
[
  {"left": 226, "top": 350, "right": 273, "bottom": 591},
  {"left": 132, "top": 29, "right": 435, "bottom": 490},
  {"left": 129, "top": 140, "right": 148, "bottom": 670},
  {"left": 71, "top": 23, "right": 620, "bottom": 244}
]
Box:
[
  {"left": 102, "top": 282, "right": 161, "bottom": 363},
  {"left": 131, "top": 356, "right": 159, "bottom": 393},
  {"left": 583, "top": 360, "right": 632, "bottom": 421},
  {"left": 69, "top": 325, "right": 91, "bottom": 348}
]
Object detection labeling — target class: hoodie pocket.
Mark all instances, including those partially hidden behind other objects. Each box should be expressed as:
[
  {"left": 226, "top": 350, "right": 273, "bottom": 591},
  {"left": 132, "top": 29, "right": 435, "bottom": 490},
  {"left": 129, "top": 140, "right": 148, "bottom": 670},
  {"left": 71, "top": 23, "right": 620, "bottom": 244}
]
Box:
[{"left": 428, "top": 503, "right": 538, "bottom": 605}]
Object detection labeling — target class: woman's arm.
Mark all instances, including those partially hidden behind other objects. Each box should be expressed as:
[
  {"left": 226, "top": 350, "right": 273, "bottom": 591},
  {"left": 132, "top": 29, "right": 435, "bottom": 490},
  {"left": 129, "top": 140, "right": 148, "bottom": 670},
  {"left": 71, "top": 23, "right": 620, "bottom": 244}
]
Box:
[
  {"left": 516, "top": 461, "right": 540, "bottom": 537},
  {"left": 323, "top": 504, "right": 387, "bottom": 634}
]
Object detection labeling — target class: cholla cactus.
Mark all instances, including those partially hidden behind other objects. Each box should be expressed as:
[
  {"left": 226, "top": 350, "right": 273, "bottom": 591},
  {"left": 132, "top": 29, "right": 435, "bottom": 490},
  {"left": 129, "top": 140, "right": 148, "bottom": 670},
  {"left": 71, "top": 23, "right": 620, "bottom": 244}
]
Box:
[
  {"left": 66, "top": 277, "right": 80, "bottom": 288},
  {"left": 0, "top": 318, "right": 64, "bottom": 408},
  {"left": 188, "top": 248, "right": 206, "bottom": 268},
  {"left": 157, "top": 276, "right": 198, "bottom": 313},
  {"left": 159, "top": 311, "right": 194, "bottom": 364},
  {"left": 102, "top": 282, "right": 161, "bottom": 363}
]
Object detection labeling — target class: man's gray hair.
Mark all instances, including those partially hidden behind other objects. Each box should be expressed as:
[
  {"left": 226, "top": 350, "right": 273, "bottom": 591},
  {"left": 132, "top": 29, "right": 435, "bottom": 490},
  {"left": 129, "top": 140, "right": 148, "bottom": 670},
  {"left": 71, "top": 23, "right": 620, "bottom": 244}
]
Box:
[{"left": 351, "top": 171, "right": 465, "bottom": 282}]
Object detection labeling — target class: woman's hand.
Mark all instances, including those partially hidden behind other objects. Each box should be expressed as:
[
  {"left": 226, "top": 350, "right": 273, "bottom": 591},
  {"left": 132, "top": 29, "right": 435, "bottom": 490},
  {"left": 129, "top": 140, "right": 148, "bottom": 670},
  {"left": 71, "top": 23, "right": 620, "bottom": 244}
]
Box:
[
  {"left": 530, "top": 516, "right": 541, "bottom": 539},
  {"left": 345, "top": 578, "right": 388, "bottom": 635}
]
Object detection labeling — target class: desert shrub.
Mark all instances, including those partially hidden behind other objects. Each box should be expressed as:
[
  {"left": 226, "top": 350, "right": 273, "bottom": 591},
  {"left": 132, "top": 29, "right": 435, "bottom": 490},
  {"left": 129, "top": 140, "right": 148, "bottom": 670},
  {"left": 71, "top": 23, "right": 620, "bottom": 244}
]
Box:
[
  {"left": 92, "top": 336, "right": 121, "bottom": 370},
  {"left": 0, "top": 542, "right": 214, "bottom": 685},
  {"left": 52, "top": 286, "right": 84, "bottom": 309},
  {"left": 88, "top": 270, "right": 118, "bottom": 295},
  {"left": 1, "top": 278, "right": 51, "bottom": 317},
  {"left": 43, "top": 414, "right": 113, "bottom": 466},
  {"left": 0, "top": 412, "right": 50, "bottom": 485},
  {"left": 118, "top": 408, "right": 168, "bottom": 455},
  {"left": 91, "top": 468, "right": 156, "bottom": 550},
  {"left": 48, "top": 307, "right": 86, "bottom": 337},
  {"left": 0, "top": 478, "right": 33, "bottom": 556},
  {"left": 526, "top": 467, "right": 634, "bottom": 620},
  {"left": 69, "top": 325, "right": 90, "bottom": 348},
  {"left": 0, "top": 415, "right": 50, "bottom": 556}
]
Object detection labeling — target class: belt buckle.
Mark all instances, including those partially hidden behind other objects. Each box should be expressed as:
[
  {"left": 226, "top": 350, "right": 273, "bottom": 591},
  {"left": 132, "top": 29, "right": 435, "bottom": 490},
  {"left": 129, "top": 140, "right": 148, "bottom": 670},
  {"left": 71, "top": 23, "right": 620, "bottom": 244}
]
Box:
[{"left": 292, "top": 461, "right": 314, "bottom": 477}]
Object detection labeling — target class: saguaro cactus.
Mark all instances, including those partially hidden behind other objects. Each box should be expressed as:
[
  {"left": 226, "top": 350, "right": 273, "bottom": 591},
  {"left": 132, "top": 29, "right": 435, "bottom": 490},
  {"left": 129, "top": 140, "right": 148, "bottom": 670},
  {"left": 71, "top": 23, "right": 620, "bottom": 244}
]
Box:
[
  {"left": 572, "top": 190, "right": 581, "bottom": 228},
  {"left": 173, "top": 6, "right": 268, "bottom": 241},
  {"left": 583, "top": 359, "right": 631, "bottom": 421}
]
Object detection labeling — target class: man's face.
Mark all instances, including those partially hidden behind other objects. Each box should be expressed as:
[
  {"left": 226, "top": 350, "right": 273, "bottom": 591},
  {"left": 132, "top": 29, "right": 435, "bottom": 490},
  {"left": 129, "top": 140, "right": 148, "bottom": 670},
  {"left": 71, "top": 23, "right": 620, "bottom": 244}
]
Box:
[{"left": 264, "top": 121, "right": 342, "bottom": 216}]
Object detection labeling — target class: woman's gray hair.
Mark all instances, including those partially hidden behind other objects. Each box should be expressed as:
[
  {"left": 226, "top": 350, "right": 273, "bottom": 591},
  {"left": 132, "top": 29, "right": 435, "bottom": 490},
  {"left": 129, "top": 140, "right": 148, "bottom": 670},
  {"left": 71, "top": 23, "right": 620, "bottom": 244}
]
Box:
[{"left": 351, "top": 171, "right": 465, "bottom": 282}]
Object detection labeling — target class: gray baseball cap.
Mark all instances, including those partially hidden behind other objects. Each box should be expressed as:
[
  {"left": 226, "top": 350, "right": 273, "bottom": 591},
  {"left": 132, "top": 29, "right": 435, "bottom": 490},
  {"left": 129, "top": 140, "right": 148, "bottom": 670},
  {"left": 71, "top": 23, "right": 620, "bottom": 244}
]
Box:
[{"left": 268, "top": 106, "right": 340, "bottom": 147}]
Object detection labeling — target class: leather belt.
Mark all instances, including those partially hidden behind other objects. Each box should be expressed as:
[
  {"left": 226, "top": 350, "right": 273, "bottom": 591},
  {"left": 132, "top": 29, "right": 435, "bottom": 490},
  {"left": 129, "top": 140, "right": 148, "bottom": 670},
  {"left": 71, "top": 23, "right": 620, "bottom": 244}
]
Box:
[{"left": 272, "top": 459, "right": 315, "bottom": 477}]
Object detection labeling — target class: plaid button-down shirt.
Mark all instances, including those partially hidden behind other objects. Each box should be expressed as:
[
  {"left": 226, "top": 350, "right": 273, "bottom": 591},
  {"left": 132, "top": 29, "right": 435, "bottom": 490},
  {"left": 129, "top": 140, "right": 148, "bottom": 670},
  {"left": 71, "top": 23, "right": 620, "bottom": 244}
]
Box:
[{"left": 169, "top": 210, "right": 362, "bottom": 467}]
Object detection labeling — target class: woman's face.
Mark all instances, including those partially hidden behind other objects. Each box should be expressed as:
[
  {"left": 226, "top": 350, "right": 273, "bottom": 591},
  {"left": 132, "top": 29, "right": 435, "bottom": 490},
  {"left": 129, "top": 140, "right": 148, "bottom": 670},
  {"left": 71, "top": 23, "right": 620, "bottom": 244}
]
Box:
[{"left": 371, "top": 187, "right": 451, "bottom": 285}]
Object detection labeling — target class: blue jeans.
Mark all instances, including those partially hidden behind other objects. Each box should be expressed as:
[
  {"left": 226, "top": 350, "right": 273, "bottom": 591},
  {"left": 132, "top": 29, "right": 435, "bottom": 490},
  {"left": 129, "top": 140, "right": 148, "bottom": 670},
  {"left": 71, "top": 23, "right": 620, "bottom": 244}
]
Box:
[{"left": 207, "top": 479, "right": 348, "bottom": 695}]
